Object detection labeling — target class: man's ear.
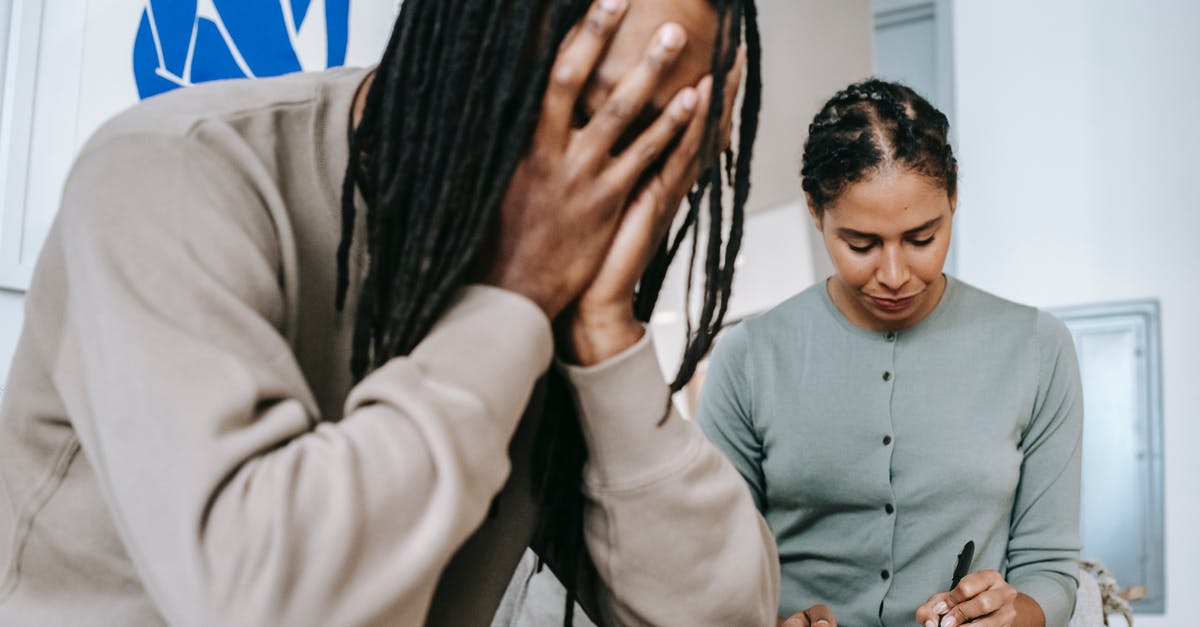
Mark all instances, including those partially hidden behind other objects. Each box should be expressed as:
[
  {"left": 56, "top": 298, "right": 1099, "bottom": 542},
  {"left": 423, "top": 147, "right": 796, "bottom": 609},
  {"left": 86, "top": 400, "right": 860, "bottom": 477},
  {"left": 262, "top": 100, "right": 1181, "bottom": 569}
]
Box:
[{"left": 805, "top": 194, "right": 823, "bottom": 231}]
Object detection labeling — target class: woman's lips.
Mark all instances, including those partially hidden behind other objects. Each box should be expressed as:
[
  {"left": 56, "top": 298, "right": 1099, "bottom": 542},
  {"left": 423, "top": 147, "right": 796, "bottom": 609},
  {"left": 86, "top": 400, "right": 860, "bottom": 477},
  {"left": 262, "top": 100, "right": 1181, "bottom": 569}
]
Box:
[{"left": 870, "top": 294, "right": 917, "bottom": 312}]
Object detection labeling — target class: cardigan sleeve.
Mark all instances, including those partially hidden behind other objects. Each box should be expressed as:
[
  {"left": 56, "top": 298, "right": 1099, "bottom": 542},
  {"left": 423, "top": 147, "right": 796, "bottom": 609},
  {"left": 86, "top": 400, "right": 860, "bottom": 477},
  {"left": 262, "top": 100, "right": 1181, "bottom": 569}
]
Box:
[
  {"left": 695, "top": 323, "right": 768, "bottom": 512},
  {"left": 1007, "top": 311, "right": 1084, "bottom": 625},
  {"left": 46, "top": 133, "right": 553, "bottom": 626}
]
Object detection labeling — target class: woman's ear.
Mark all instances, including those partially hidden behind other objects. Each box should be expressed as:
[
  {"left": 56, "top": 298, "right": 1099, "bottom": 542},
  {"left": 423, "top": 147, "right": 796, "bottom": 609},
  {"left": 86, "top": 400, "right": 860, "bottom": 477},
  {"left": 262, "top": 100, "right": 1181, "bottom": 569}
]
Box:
[
  {"left": 949, "top": 191, "right": 958, "bottom": 214},
  {"left": 805, "top": 194, "right": 823, "bottom": 231}
]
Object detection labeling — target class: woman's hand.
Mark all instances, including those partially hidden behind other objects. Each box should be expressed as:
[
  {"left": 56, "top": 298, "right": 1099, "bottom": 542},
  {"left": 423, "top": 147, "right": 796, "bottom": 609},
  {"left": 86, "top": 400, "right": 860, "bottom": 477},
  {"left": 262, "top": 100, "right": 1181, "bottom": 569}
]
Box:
[
  {"left": 777, "top": 604, "right": 837, "bottom": 627},
  {"left": 559, "top": 48, "right": 746, "bottom": 366},
  {"left": 916, "top": 570, "right": 1042, "bottom": 627},
  {"left": 484, "top": 0, "right": 699, "bottom": 322}
]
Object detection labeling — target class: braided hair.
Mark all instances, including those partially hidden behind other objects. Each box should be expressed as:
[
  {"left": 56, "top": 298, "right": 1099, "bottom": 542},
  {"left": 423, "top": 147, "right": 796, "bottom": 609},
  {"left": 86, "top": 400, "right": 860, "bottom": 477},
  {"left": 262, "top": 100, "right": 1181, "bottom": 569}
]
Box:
[
  {"left": 334, "top": 1, "right": 762, "bottom": 623},
  {"left": 801, "top": 79, "right": 956, "bottom": 214}
]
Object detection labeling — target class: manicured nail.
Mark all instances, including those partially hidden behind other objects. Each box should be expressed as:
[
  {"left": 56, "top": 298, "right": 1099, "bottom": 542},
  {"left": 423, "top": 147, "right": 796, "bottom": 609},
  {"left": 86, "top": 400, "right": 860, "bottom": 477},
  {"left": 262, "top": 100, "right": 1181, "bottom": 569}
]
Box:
[
  {"left": 699, "top": 75, "right": 714, "bottom": 96},
  {"left": 679, "top": 88, "right": 698, "bottom": 112},
  {"left": 658, "top": 24, "right": 685, "bottom": 49},
  {"left": 933, "top": 602, "right": 948, "bottom": 615},
  {"left": 940, "top": 616, "right": 957, "bottom": 627},
  {"left": 599, "top": 0, "right": 625, "bottom": 12}
]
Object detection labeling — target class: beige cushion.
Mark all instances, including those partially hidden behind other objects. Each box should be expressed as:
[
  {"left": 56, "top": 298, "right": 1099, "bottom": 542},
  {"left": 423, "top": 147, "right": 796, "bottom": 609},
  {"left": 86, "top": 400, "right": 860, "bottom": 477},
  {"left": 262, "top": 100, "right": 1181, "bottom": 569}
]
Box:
[{"left": 1069, "top": 566, "right": 1107, "bottom": 626}]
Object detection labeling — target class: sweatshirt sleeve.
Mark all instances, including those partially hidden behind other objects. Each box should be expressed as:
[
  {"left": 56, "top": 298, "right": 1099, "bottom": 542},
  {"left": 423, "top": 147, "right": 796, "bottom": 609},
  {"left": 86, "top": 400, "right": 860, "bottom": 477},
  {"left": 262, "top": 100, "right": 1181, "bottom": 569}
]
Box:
[
  {"left": 559, "top": 331, "right": 780, "bottom": 627},
  {"left": 44, "top": 133, "right": 553, "bottom": 626},
  {"left": 1007, "top": 312, "right": 1084, "bottom": 626}
]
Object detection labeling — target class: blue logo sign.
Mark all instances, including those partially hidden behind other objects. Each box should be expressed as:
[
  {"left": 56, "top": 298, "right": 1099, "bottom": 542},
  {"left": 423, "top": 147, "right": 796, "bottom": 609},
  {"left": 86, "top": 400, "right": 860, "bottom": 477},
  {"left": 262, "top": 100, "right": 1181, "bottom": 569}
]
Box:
[{"left": 133, "top": 0, "right": 351, "bottom": 100}]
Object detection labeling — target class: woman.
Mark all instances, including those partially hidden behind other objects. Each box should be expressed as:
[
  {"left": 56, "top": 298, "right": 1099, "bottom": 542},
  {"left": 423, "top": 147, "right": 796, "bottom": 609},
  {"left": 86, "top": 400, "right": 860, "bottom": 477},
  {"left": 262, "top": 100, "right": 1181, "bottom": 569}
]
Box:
[
  {"left": 0, "top": 1, "right": 776, "bottom": 625},
  {"left": 698, "top": 79, "right": 1083, "bottom": 627}
]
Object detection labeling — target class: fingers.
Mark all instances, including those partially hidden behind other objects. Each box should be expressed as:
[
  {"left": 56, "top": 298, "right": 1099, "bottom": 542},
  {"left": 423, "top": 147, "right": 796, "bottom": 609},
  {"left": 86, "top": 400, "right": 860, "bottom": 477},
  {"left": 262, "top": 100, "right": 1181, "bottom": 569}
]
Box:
[
  {"left": 915, "top": 592, "right": 951, "bottom": 626},
  {"left": 657, "top": 74, "right": 712, "bottom": 198},
  {"left": 932, "top": 571, "right": 1015, "bottom": 627},
  {"left": 601, "top": 85, "right": 698, "bottom": 195},
  {"left": 536, "top": 0, "right": 628, "bottom": 150},
  {"left": 778, "top": 604, "right": 837, "bottom": 627},
  {"left": 778, "top": 612, "right": 810, "bottom": 627},
  {"left": 804, "top": 604, "right": 836, "bottom": 626},
  {"left": 955, "top": 611, "right": 1017, "bottom": 627},
  {"left": 626, "top": 177, "right": 668, "bottom": 243},
  {"left": 942, "top": 587, "right": 1017, "bottom": 627},
  {"left": 949, "top": 570, "right": 1004, "bottom": 606},
  {"left": 650, "top": 49, "right": 737, "bottom": 207},
  {"left": 918, "top": 571, "right": 1007, "bottom": 627},
  {"left": 606, "top": 177, "right": 667, "bottom": 275},
  {"left": 577, "top": 22, "right": 689, "bottom": 160}
]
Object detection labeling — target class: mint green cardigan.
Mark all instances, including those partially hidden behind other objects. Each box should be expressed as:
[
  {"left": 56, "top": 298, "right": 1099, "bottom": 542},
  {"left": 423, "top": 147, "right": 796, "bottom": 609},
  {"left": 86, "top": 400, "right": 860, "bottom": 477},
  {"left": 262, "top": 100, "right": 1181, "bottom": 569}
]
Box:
[{"left": 698, "top": 276, "right": 1082, "bottom": 626}]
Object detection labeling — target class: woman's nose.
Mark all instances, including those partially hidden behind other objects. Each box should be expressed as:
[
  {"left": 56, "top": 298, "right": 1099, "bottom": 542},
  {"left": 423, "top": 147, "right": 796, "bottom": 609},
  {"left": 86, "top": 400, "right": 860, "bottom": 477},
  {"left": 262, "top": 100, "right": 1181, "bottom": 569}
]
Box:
[{"left": 876, "top": 246, "right": 910, "bottom": 291}]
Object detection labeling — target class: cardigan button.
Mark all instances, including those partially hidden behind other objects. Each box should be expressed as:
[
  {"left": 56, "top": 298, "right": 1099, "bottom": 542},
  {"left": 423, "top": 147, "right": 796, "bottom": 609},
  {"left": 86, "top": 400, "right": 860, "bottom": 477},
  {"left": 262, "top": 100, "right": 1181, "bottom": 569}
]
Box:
[{"left": 883, "top": 371, "right": 892, "bottom": 382}]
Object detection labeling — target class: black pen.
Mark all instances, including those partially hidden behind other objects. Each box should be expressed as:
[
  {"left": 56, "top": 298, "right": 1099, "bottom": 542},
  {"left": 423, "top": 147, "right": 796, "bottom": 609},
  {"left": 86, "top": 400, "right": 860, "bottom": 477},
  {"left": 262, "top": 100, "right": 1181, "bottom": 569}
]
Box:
[
  {"left": 950, "top": 540, "right": 975, "bottom": 590},
  {"left": 934, "top": 541, "right": 975, "bottom": 624}
]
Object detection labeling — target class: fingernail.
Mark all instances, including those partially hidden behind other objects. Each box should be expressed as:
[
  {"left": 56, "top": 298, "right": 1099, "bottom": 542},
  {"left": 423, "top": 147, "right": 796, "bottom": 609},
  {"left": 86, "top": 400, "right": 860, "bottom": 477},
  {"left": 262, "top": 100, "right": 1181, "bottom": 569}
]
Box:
[
  {"left": 815, "top": 621, "right": 830, "bottom": 626},
  {"left": 599, "top": 0, "right": 625, "bottom": 12},
  {"left": 679, "top": 89, "right": 698, "bottom": 112},
  {"left": 925, "top": 621, "right": 936, "bottom": 627},
  {"left": 940, "top": 616, "right": 957, "bottom": 627},
  {"left": 659, "top": 24, "right": 685, "bottom": 49},
  {"left": 699, "top": 75, "right": 714, "bottom": 95},
  {"left": 933, "top": 602, "right": 948, "bottom": 615}
]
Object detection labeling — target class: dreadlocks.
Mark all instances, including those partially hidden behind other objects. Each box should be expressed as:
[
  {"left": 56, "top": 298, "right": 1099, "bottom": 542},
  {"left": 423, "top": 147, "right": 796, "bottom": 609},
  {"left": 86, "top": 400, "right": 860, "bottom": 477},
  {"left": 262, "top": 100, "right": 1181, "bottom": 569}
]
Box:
[{"left": 336, "top": 1, "right": 762, "bottom": 623}]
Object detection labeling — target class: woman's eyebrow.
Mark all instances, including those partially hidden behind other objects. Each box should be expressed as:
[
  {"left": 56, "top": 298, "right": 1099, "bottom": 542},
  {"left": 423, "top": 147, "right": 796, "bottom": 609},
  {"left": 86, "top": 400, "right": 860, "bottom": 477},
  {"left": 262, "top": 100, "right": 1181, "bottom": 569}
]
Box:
[
  {"left": 903, "top": 216, "right": 943, "bottom": 236},
  {"left": 836, "top": 227, "right": 878, "bottom": 239},
  {"left": 837, "top": 217, "right": 944, "bottom": 240}
]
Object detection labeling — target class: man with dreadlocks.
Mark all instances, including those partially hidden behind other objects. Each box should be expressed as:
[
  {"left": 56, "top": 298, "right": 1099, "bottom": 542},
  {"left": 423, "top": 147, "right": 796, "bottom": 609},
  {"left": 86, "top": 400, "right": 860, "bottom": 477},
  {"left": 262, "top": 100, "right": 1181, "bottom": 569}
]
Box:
[{"left": 0, "top": 0, "right": 775, "bottom": 625}]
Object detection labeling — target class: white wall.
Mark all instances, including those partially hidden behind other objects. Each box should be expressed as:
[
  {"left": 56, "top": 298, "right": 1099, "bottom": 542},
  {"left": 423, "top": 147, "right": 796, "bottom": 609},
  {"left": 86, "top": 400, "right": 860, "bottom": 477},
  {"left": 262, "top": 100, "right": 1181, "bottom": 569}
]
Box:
[
  {"left": 745, "top": 0, "right": 875, "bottom": 216},
  {"left": 952, "top": 1, "right": 1200, "bottom": 622},
  {"left": 653, "top": 0, "right": 874, "bottom": 386}
]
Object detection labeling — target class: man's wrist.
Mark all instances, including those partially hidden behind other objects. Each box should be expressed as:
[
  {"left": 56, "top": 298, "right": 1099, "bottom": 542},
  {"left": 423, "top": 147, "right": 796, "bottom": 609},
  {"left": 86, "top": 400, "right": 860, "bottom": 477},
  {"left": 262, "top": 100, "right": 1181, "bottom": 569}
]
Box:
[{"left": 558, "top": 309, "right": 644, "bottom": 366}]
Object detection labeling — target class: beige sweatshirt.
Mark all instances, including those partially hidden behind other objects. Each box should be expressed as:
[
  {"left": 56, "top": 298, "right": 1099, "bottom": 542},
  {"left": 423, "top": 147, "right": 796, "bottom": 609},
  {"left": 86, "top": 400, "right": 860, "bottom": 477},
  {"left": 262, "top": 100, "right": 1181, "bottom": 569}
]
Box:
[{"left": 0, "top": 67, "right": 778, "bottom": 626}]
